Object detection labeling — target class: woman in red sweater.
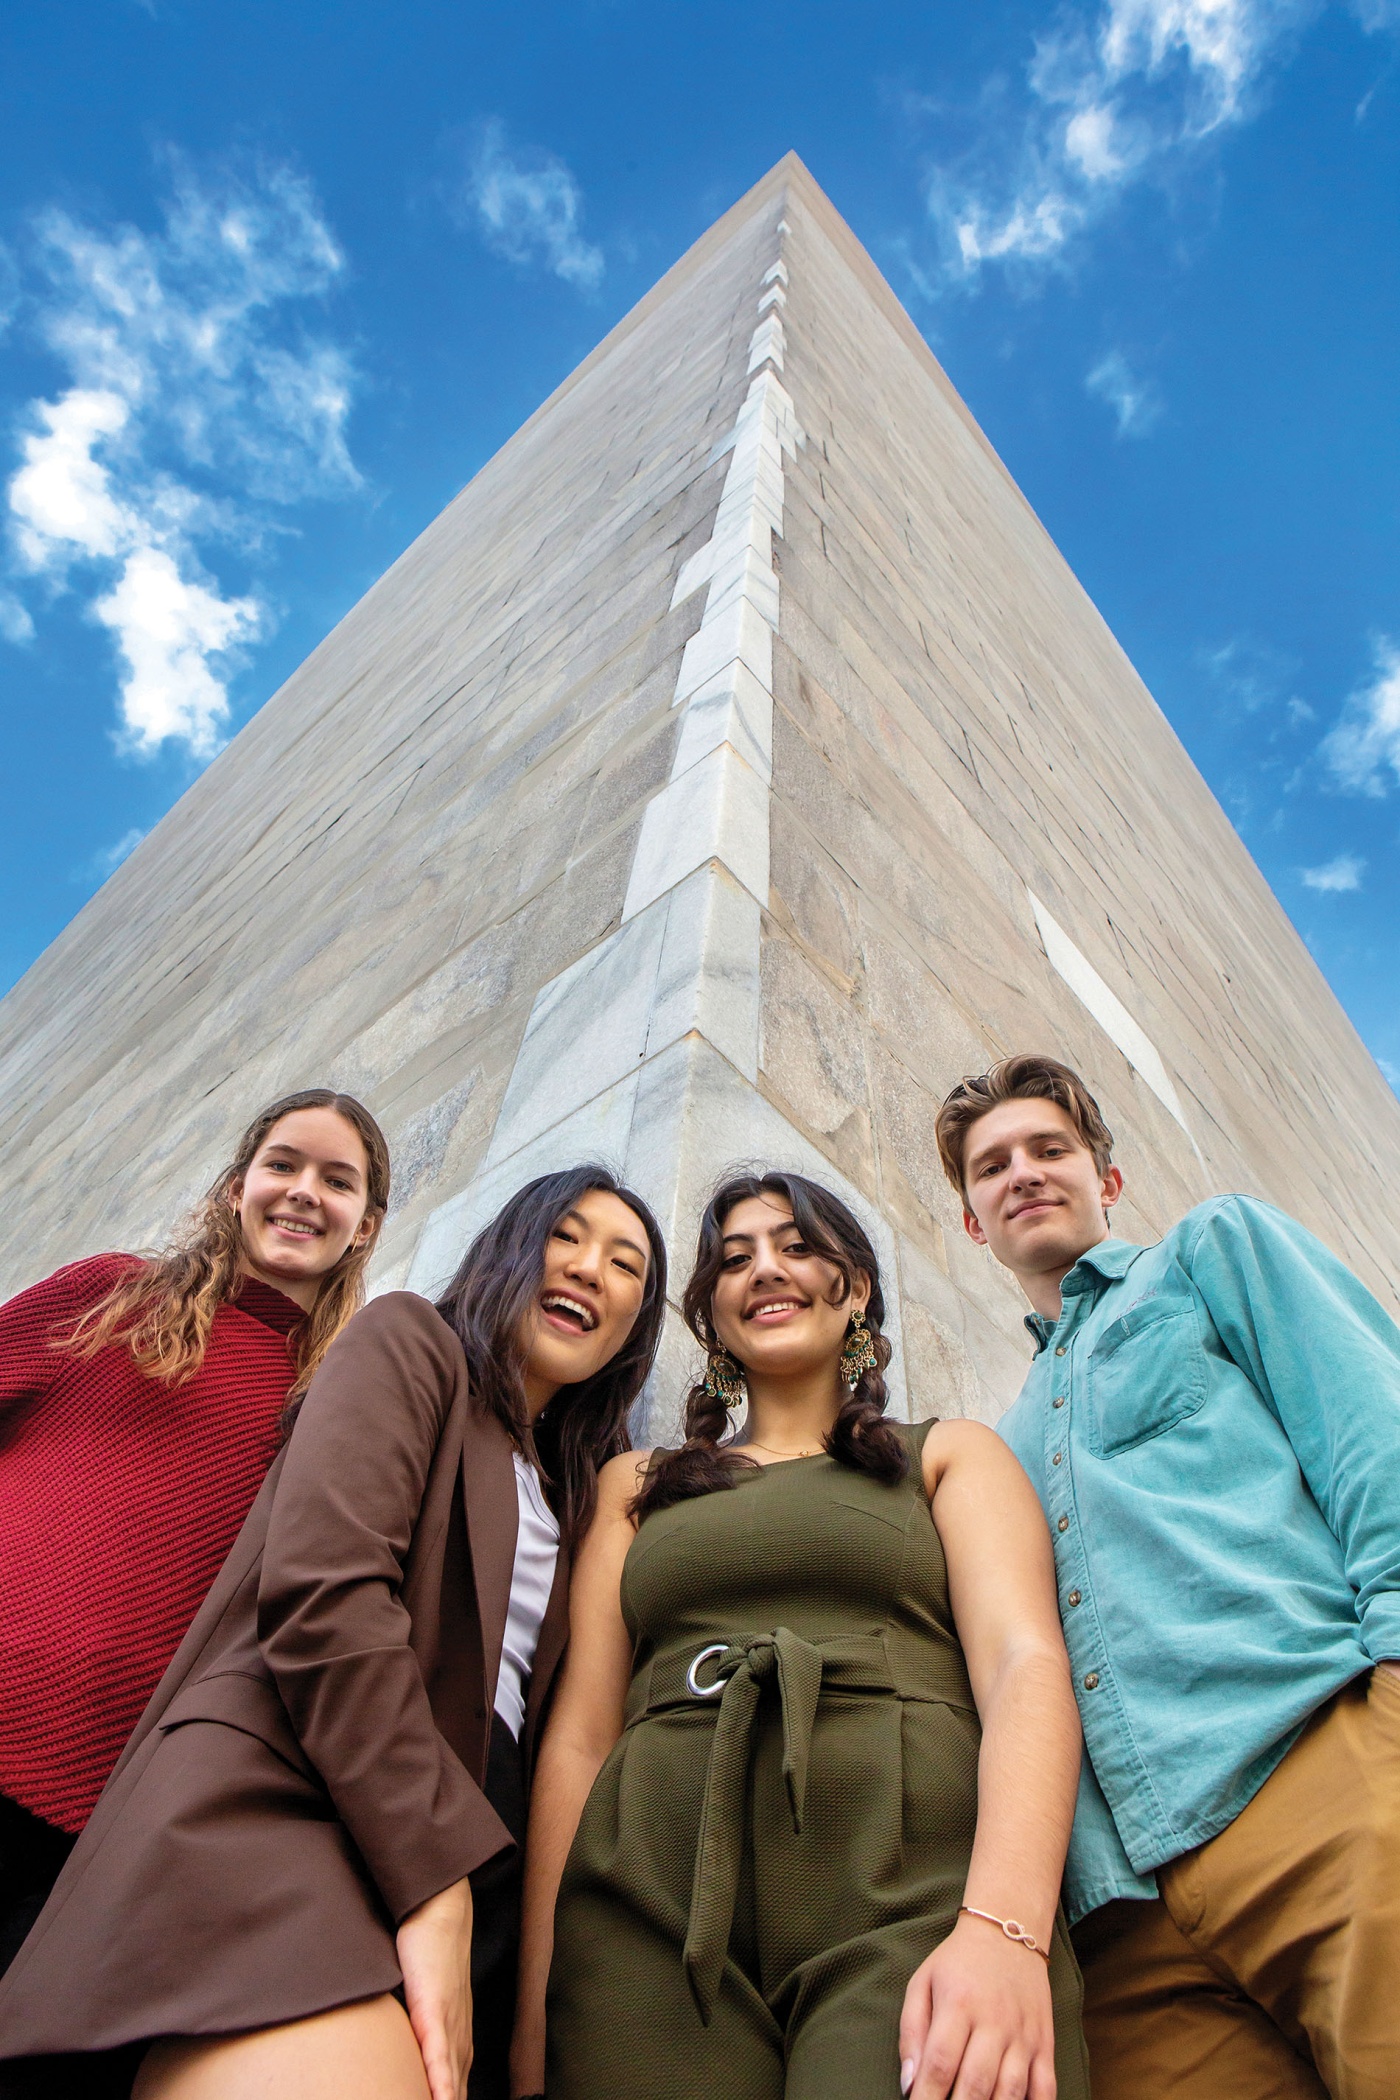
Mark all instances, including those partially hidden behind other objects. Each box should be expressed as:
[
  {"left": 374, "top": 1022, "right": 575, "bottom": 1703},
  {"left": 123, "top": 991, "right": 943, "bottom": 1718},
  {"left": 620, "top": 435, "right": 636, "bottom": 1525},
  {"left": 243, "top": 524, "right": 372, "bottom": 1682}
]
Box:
[{"left": 0, "top": 1085, "right": 390, "bottom": 2002}]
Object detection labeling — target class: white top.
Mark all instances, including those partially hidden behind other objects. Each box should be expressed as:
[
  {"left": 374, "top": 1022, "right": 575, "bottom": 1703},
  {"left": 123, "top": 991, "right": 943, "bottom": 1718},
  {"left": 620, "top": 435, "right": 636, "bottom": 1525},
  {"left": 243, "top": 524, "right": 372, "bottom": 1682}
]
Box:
[{"left": 493, "top": 1452, "right": 562, "bottom": 1741}]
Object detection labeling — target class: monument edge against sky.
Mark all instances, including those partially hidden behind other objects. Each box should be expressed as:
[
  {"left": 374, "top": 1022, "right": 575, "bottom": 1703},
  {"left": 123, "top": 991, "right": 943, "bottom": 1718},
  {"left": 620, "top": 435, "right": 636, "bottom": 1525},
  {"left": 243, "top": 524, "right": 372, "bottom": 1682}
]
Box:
[{"left": 1, "top": 153, "right": 1397, "bottom": 1428}]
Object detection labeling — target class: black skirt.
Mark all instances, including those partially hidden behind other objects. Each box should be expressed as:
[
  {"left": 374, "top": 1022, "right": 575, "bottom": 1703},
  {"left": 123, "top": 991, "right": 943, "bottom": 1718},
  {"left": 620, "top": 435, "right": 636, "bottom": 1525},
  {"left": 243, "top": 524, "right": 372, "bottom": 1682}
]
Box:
[
  {"left": 467, "top": 1713, "right": 527, "bottom": 2100},
  {"left": 1, "top": 1795, "right": 140, "bottom": 2099}
]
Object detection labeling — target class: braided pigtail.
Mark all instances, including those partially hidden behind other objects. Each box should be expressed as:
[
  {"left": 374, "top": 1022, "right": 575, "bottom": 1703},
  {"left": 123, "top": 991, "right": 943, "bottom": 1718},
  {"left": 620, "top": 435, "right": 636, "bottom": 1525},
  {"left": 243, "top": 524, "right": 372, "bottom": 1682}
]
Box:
[
  {"left": 827, "top": 1310, "right": 906, "bottom": 1483},
  {"left": 630, "top": 1342, "right": 757, "bottom": 1518}
]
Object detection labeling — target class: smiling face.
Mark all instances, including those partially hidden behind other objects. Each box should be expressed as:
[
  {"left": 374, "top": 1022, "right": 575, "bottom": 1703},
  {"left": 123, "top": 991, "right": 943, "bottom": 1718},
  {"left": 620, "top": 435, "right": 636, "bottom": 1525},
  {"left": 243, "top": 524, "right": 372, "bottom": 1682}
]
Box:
[
  {"left": 710, "top": 1193, "right": 868, "bottom": 1384},
  {"left": 232, "top": 1107, "right": 379, "bottom": 1310},
  {"left": 518, "top": 1188, "right": 652, "bottom": 1417},
  {"left": 960, "top": 1097, "right": 1122, "bottom": 1304}
]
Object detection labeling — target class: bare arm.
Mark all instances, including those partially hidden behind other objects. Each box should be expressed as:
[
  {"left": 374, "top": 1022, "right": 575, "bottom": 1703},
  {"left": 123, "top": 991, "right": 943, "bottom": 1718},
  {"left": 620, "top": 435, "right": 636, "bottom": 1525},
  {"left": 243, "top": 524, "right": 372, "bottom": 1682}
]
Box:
[
  {"left": 509, "top": 1450, "right": 647, "bottom": 2098},
  {"left": 900, "top": 1422, "right": 1081, "bottom": 2100}
]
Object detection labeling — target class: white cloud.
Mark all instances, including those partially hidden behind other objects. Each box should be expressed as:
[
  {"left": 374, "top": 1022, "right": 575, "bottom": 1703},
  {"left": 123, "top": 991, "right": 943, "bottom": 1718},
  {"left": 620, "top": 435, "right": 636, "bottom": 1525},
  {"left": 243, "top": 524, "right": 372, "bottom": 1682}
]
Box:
[
  {"left": 94, "top": 825, "right": 148, "bottom": 876},
  {"left": 1300, "top": 851, "right": 1365, "bottom": 891},
  {"left": 1321, "top": 637, "right": 1400, "bottom": 794},
  {"left": 458, "top": 121, "right": 603, "bottom": 290},
  {"left": 1086, "top": 349, "right": 1165, "bottom": 434},
  {"left": 1351, "top": 0, "right": 1400, "bottom": 27},
  {"left": 925, "top": 0, "right": 1334, "bottom": 283},
  {"left": 1201, "top": 633, "right": 1302, "bottom": 713},
  {"left": 1066, "top": 103, "right": 1130, "bottom": 178},
  {"left": 94, "top": 547, "right": 259, "bottom": 757},
  {"left": 4, "top": 154, "right": 359, "bottom": 758},
  {"left": 0, "top": 589, "right": 34, "bottom": 643},
  {"left": 1098, "top": 0, "right": 1290, "bottom": 120},
  {"left": 0, "top": 242, "right": 17, "bottom": 337},
  {"left": 10, "top": 390, "right": 131, "bottom": 565}
]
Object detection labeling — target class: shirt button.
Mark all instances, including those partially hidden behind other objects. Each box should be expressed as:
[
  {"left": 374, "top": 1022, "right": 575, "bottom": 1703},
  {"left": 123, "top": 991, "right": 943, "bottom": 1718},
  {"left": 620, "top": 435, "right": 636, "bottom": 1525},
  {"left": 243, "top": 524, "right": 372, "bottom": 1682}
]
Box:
[
  {"left": 1052, "top": 1452, "right": 1062, "bottom": 1465},
  {"left": 1053, "top": 1396, "right": 1065, "bottom": 1409},
  {"left": 1067, "top": 1590, "right": 1082, "bottom": 1606},
  {"left": 1057, "top": 1516, "right": 1069, "bottom": 1533},
  {"left": 1083, "top": 1673, "right": 1100, "bottom": 1690},
  {"left": 1055, "top": 1346, "right": 1067, "bottom": 1357}
]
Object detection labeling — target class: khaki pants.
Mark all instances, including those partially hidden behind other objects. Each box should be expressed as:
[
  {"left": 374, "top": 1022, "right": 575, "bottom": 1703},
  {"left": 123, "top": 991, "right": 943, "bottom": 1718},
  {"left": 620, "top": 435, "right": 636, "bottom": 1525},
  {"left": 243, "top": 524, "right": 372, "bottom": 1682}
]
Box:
[{"left": 1074, "top": 1666, "right": 1400, "bottom": 2099}]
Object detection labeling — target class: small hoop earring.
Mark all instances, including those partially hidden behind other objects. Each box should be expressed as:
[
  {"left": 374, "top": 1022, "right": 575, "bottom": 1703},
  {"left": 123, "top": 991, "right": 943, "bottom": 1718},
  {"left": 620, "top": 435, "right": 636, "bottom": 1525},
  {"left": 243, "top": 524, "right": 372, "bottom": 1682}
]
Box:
[
  {"left": 703, "top": 1345, "right": 745, "bottom": 1410},
  {"left": 840, "top": 1310, "right": 877, "bottom": 1384}
]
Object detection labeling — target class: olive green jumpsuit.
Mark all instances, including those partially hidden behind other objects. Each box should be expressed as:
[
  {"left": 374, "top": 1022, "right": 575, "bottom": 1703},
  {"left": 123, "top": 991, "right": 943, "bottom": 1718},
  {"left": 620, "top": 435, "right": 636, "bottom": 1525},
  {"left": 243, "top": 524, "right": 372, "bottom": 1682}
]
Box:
[{"left": 547, "top": 1423, "right": 1089, "bottom": 2098}]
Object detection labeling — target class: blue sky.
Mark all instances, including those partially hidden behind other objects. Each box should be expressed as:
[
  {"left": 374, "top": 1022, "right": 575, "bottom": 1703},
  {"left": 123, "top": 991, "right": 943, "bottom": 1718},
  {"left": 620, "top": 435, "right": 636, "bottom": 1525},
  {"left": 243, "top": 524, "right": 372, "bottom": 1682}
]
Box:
[{"left": 1, "top": 0, "right": 1396, "bottom": 1087}]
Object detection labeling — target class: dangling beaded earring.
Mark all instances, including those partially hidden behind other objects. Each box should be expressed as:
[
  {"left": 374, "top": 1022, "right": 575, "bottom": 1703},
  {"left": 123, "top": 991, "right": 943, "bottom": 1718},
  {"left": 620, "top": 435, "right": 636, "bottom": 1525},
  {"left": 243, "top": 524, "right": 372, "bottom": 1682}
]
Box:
[
  {"left": 703, "top": 1345, "right": 745, "bottom": 1409},
  {"left": 840, "top": 1310, "right": 877, "bottom": 1385}
]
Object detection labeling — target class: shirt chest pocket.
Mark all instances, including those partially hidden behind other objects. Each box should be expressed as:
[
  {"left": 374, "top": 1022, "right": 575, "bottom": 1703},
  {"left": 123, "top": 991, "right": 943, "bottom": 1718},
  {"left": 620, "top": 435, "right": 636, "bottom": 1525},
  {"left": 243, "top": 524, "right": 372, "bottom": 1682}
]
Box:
[{"left": 1083, "top": 1291, "right": 1207, "bottom": 1458}]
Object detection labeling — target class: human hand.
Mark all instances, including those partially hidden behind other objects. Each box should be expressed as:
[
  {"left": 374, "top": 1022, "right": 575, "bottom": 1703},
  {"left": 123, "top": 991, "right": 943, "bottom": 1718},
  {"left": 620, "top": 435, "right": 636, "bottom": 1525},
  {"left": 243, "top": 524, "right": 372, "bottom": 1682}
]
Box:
[
  {"left": 396, "top": 1878, "right": 474, "bottom": 2100},
  {"left": 899, "top": 1915, "right": 1056, "bottom": 2100}
]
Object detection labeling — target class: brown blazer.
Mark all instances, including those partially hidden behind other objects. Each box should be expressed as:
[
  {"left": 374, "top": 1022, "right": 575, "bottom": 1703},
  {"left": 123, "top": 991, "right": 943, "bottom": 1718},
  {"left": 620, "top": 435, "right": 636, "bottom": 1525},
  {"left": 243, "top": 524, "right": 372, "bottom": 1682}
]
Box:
[{"left": 0, "top": 1292, "right": 570, "bottom": 2056}]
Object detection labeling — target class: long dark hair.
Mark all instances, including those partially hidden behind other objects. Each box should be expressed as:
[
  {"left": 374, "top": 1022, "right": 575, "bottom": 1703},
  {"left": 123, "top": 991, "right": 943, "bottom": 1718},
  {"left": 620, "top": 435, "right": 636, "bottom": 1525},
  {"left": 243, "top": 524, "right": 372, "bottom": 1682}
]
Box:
[
  {"left": 63, "top": 1089, "right": 390, "bottom": 1401},
  {"left": 633, "top": 1169, "right": 906, "bottom": 1520},
  {"left": 436, "top": 1164, "right": 667, "bottom": 1545}
]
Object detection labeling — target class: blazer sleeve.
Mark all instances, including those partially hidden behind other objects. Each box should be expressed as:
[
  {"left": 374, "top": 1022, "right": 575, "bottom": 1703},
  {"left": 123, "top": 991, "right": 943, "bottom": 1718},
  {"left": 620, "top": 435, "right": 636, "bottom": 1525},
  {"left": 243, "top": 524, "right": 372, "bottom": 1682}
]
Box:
[{"left": 256, "top": 1291, "right": 512, "bottom": 1922}]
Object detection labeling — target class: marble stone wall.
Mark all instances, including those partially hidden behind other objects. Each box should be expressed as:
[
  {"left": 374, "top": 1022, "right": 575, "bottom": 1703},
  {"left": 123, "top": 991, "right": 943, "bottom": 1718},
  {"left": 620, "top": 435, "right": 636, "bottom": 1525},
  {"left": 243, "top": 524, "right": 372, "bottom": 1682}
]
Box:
[
  {"left": 2, "top": 155, "right": 1396, "bottom": 1436},
  {"left": 761, "top": 166, "right": 1400, "bottom": 1417},
  {"left": 0, "top": 174, "right": 778, "bottom": 1307}
]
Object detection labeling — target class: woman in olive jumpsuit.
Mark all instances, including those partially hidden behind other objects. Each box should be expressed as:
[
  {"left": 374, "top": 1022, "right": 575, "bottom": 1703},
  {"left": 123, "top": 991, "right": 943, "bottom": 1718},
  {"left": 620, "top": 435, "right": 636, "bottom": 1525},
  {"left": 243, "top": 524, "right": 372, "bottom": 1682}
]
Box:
[{"left": 514, "top": 1172, "right": 1089, "bottom": 2100}]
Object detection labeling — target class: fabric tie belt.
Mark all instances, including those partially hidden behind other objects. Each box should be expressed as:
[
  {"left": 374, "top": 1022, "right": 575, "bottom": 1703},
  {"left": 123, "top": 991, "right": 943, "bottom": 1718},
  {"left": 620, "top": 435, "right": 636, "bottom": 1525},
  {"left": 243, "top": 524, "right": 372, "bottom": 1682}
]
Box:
[{"left": 635, "top": 1628, "right": 899, "bottom": 2022}]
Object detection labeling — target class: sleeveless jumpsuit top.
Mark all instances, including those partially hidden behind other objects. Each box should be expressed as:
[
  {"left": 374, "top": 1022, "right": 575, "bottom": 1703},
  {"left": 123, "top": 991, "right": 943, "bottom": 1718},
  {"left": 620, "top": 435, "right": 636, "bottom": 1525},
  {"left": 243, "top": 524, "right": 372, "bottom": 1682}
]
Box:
[{"left": 547, "top": 1422, "right": 1089, "bottom": 2100}]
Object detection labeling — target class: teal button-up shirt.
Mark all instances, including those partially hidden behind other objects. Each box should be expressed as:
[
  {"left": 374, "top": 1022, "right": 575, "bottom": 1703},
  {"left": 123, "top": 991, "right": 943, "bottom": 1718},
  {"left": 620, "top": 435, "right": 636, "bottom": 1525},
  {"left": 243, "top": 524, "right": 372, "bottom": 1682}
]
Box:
[{"left": 997, "top": 1194, "right": 1400, "bottom": 1924}]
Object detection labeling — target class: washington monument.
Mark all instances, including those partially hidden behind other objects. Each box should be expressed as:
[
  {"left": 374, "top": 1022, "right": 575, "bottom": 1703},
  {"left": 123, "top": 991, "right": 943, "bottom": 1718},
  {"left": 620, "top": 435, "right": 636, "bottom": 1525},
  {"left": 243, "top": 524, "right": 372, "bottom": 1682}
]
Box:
[{"left": 2, "top": 154, "right": 1396, "bottom": 1425}]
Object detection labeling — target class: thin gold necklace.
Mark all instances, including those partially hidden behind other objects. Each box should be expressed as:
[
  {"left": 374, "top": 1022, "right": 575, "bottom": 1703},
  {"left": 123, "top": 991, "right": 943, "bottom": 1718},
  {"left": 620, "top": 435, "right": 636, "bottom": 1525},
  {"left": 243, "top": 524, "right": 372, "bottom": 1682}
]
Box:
[{"left": 742, "top": 1437, "right": 826, "bottom": 1460}]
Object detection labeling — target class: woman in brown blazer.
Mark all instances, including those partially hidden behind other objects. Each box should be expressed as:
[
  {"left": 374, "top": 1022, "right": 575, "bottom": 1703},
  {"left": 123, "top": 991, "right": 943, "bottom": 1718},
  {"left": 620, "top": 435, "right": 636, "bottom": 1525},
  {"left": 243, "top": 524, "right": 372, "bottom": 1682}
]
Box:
[{"left": 0, "top": 1164, "right": 666, "bottom": 2100}]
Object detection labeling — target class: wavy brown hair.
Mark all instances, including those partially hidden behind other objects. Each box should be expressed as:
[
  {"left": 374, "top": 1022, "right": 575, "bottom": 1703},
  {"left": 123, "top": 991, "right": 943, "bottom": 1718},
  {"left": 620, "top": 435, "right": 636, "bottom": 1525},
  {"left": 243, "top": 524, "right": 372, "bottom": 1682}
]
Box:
[
  {"left": 935, "top": 1053, "right": 1115, "bottom": 1198},
  {"left": 435, "top": 1165, "right": 668, "bottom": 1547},
  {"left": 62, "top": 1089, "right": 390, "bottom": 1400},
  {"left": 633, "top": 1169, "right": 907, "bottom": 1521}
]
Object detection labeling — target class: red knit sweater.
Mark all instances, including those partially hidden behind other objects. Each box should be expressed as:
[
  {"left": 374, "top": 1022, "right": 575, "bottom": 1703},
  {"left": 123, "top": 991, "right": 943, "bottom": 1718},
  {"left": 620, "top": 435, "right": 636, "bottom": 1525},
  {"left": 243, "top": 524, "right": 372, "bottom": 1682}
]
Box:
[{"left": 0, "top": 1253, "right": 303, "bottom": 1833}]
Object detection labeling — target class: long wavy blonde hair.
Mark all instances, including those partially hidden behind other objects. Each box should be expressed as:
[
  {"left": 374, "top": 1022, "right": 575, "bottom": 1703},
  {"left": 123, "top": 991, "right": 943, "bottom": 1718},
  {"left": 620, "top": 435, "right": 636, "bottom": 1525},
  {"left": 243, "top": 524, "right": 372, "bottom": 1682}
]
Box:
[{"left": 63, "top": 1089, "right": 391, "bottom": 1399}]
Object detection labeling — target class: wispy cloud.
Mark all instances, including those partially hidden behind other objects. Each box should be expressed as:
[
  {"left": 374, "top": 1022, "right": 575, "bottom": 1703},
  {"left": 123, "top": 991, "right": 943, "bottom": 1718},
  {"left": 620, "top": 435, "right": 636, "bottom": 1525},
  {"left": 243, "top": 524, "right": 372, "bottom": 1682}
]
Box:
[
  {"left": 1086, "top": 348, "right": 1164, "bottom": 433},
  {"left": 451, "top": 120, "right": 603, "bottom": 291},
  {"left": 93, "top": 825, "right": 147, "bottom": 876},
  {"left": 1321, "top": 637, "right": 1400, "bottom": 795},
  {"left": 0, "top": 589, "right": 33, "bottom": 643},
  {"left": 4, "top": 153, "right": 360, "bottom": 758},
  {"left": 1200, "top": 633, "right": 1309, "bottom": 717},
  {"left": 0, "top": 242, "right": 17, "bottom": 338},
  {"left": 1301, "top": 851, "right": 1365, "bottom": 891},
  {"left": 920, "top": 0, "right": 1360, "bottom": 285}
]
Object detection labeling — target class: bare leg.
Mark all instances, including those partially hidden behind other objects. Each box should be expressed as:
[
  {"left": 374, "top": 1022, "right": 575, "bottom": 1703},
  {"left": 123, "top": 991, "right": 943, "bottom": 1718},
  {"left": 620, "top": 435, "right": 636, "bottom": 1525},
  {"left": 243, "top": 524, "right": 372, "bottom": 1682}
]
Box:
[{"left": 134, "top": 1994, "right": 432, "bottom": 2100}]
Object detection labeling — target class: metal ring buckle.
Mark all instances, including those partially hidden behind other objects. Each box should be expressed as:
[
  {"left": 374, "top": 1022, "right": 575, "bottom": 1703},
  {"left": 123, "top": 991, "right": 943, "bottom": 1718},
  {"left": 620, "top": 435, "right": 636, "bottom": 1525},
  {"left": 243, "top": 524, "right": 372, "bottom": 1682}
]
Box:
[{"left": 685, "top": 1643, "right": 729, "bottom": 1699}]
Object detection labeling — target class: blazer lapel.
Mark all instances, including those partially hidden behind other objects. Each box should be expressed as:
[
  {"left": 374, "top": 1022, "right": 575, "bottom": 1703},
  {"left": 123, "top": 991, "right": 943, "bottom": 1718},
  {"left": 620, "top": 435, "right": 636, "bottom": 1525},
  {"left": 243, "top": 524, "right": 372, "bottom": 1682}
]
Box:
[
  {"left": 521, "top": 1540, "right": 571, "bottom": 1772},
  {"left": 459, "top": 1406, "right": 518, "bottom": 1728}
]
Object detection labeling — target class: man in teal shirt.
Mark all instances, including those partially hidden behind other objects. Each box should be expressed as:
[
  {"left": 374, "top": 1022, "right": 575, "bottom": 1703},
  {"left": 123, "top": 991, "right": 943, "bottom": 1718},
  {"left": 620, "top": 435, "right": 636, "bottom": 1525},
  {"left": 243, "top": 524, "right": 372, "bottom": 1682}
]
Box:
[{"left": 936, "top": 1052, "right": 1400, "bottom": 2100}]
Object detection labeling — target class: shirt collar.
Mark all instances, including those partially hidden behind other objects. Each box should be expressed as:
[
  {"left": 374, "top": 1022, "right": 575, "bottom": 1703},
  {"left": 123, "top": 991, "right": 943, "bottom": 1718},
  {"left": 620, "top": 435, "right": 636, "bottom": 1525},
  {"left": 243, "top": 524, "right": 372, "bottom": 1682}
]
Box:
[
  {"left": 1024, "top": 1238, "right": 1146, "bottom": 1351},
  {"left": 1066, "top": 1237, "right": 1145, "bottom": 1289}
]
